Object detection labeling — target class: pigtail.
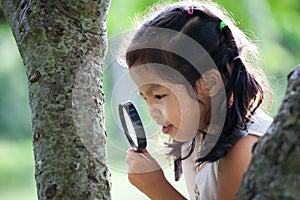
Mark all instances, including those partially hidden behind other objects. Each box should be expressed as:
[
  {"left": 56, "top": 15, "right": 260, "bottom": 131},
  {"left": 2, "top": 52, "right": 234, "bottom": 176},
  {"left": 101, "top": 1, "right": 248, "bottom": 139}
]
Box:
[
  {"left": 196, "top": 23, "right": 264, "bottom": 164},
  {"left": 222, "top": 25, "right": 263, "bottom": 126},
  {"left": 230, "top": 58, "right": 262, "bottom": 117}
]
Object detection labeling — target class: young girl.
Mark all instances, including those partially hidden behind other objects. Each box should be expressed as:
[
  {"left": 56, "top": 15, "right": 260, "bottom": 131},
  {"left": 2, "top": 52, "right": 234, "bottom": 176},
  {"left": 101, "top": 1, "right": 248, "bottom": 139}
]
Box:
[{"left": 124, "top": 1, "right": 272, "bottom": 199}]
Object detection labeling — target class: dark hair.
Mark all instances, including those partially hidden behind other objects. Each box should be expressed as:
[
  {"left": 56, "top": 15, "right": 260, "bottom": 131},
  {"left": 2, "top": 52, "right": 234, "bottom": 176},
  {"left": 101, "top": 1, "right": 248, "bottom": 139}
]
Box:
[{"left": 125, "top": 2, "right": 270, "bottom": 163}]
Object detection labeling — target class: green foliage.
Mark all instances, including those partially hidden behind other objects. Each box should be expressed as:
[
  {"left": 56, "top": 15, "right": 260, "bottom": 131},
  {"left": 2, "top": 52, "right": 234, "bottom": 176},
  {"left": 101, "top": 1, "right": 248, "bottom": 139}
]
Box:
[
  {"left": 0, "top": 23, "right": 31, "bottom": 140},
  {"left": 106, "top": 0, "right": 159, "bottom": 36},
  {"left": 0, "top": 139, "right": 36, "bottom": 200}
]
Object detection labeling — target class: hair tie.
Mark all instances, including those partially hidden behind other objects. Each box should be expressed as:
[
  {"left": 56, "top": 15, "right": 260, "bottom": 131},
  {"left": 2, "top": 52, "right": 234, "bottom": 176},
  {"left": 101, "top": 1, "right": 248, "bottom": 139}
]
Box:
[
  {"left": 219, "top": 21, "right": 227, "bottom": 30},
  {"left": 187, "top": 7, "right": 194, "bottom": 15},
  {"left": 233, "top": 55, "right": 241, "bottom": 61}
]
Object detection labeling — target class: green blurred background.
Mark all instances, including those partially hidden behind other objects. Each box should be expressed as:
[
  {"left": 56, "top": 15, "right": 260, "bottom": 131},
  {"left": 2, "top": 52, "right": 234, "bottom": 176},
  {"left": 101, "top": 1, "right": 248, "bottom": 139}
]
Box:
[{"left": 0, "top": 0, "right": 299, "bottom": 199}]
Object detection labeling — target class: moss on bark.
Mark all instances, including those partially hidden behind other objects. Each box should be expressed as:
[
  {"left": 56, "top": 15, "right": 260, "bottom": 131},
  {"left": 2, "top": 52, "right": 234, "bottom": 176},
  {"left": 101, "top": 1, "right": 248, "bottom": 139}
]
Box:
[{"left": 236, "top": 65, "right": 300, "bottom": 200}]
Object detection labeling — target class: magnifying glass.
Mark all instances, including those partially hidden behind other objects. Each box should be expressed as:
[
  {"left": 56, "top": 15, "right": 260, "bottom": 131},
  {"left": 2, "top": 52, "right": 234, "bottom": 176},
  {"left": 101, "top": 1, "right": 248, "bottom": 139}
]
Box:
[{"left": 118, "top": 101, "right": 147, "bottom": 152}]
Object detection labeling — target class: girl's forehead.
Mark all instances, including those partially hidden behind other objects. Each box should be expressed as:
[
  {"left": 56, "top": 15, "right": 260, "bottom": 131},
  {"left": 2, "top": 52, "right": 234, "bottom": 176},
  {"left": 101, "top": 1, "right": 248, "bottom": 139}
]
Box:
[{"left": 129, "top": 66, "right": 172, "bottom": 87}]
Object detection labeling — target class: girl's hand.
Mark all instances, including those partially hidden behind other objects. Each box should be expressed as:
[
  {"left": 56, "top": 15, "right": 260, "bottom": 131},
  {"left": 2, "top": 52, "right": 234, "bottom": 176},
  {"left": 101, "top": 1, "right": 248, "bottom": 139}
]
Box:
[
  {"left": 126, "top": 149, "right": 186, "bottom": 200},
  {"left": 126, "top": 149, "right": 165, "bottom": 196},
  {"left": 126, "top": 148, "right": 161, "bottom": 173}
]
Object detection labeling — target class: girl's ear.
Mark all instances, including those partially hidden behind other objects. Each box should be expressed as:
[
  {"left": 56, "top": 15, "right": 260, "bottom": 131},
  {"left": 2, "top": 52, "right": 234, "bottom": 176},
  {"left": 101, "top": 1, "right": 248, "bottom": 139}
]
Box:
[{"left": 195, "top": 69, "right": 223, "bottom": 99}]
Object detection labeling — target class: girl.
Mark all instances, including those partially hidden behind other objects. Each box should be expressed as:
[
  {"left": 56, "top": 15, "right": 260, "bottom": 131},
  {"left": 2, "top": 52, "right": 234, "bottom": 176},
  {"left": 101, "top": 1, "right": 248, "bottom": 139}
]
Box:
[{"left": 125, "top": 1, "right": 272, "bottom": 199}]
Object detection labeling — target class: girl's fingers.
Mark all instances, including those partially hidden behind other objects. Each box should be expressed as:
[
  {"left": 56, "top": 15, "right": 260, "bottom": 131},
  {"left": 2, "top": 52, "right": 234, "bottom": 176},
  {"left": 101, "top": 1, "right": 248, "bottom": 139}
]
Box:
[
  {"left": 126, "top": 148, "right": 161, "bottom": 173},
  {"left": 127, "top": 148, "right": 153, "bottom": 161},
  {"left": 139, "top": 152, "right": 152, "bottom": 162},
  {"left": 126, "top": 148, "right": 137, "bottom": 156},
  {"left": 141, "top": 149, "right": 148, "bottom": 154},
  {"left": 141, "top": 149, "right": 155, "bottom": 160},
  {"left": 126, "top": 154, "right": 134, "bottom": 166}
]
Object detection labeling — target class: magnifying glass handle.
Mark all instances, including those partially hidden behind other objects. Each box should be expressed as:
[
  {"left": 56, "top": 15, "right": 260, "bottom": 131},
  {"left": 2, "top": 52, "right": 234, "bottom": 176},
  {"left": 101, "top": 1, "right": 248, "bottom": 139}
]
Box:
[
  {"left": 133, "top": 147, "right": 145, "bottom": 153},
  {"left": 133, "top": 148, "right": 143, "bottom": 153}
]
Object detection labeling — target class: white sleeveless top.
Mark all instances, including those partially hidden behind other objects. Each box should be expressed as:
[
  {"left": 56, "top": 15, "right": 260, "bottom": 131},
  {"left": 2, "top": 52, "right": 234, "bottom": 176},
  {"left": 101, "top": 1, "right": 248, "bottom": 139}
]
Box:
[{"left": 181, "top": 109, "right": 273, "bottom": 200}]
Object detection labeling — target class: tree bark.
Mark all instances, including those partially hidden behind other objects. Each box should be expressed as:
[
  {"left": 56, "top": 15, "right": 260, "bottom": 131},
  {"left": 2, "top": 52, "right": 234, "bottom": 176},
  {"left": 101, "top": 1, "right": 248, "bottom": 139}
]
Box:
[
  {"left": 0, "top": 0, "right": 111, "bottom": 199},
  {"left": 236, "top": 65, "right": 300, "bottom": 199}
]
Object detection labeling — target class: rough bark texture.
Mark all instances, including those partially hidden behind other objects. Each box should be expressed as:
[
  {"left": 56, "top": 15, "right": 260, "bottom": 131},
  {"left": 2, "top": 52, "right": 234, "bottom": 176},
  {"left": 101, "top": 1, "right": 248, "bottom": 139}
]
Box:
[
  {"left": 236, "top": 65, "right": 300, "bottom": 200},
  {"left": 0, "top": 0, "right": 111, "bottom": 199}
]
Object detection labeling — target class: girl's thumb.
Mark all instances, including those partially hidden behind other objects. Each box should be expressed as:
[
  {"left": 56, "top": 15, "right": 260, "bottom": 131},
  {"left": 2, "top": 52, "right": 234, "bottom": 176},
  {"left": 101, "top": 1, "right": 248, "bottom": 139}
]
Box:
[{"left": 141, "top": 148, "right": 148, "bottom": 154}]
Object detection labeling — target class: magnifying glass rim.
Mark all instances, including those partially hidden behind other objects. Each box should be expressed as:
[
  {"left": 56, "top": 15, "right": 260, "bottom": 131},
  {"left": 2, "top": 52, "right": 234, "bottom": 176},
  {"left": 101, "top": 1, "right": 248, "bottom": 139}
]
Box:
[{"left": 118, "top": 101, "right": 147, "bottom": 152}]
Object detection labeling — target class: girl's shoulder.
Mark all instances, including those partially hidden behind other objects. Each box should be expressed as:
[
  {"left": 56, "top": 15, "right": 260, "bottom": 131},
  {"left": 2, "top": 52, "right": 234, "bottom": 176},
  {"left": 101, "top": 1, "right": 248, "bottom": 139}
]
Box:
[{"left": 246, "top": 109, "right": 273, "bottom": 137}]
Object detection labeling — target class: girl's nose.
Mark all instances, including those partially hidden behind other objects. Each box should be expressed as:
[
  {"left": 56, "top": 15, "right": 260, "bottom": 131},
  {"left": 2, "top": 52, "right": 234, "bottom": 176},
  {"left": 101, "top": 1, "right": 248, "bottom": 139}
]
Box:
[{"left": 148, "top": 104, "right": 167, "bottom": 126}]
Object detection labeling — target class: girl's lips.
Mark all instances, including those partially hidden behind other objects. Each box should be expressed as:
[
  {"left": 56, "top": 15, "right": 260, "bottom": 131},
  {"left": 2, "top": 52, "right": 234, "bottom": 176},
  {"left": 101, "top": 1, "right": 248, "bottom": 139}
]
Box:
[{"left": 162, "top": 125, "right": 172, "bottom": 134}]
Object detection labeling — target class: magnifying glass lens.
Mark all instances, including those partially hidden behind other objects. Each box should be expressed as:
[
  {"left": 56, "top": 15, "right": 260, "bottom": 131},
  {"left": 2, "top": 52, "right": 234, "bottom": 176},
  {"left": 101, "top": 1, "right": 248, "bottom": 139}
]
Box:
[
  {"left": 123, "top": 107, "right": 139, "bottom": 146},
  {"left": 119, "top": 102, "right": 147, "bottom": 152}
]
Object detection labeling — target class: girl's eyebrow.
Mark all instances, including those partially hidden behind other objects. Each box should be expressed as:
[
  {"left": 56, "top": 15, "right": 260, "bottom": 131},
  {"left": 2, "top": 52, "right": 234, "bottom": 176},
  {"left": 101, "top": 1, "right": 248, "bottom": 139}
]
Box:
[{"left": 139, "top": 84, "right": 163, "bottom": 96}]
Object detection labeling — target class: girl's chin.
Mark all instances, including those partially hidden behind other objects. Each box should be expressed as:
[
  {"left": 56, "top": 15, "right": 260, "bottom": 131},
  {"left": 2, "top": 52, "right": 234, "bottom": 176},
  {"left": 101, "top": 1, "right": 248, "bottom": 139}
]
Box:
[
  {"left": 161, "top": 125, "right": 197, "bottom": 141},
  {"left": 172, "top": 128, "right": 199, "bottom": 142}
]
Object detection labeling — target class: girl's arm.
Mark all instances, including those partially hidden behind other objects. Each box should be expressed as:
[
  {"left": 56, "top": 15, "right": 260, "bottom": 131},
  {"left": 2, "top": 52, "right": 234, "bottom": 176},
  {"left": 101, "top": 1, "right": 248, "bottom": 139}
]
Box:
[
  {"left": 217, "top": 134, "right": 259, "bottom": 200},
  {"left": 126, "top": 149, "right": 186, "bottom": 200}
]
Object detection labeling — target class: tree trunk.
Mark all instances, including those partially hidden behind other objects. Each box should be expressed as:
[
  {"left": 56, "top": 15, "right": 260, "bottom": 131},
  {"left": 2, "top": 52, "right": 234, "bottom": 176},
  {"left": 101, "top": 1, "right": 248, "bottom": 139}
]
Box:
[
  {"left": 236, "top": 65, "right": 300, "bottom": 199},
  {"left": 0, "top": 0, "right": 111, "bottom": 199}
]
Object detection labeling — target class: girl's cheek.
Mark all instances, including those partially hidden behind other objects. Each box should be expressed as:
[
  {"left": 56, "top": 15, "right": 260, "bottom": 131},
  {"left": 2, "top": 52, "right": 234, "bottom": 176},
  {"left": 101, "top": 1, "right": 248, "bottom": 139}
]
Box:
[{"left": 169, "top": 105, "right": 181, "bottom": 126}]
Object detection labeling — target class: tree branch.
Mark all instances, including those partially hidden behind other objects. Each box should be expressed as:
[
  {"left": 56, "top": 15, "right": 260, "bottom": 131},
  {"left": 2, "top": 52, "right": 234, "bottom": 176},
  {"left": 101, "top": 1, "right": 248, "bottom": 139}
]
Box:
[{"left": 236, "top": 65, "right": 300, "bottom": 199}]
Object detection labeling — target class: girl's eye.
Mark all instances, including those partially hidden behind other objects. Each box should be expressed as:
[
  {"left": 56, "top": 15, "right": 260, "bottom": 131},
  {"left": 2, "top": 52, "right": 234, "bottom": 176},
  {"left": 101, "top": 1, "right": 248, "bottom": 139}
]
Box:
[{"left": 154, "top": 95, "right": 166, "bottom": 100}]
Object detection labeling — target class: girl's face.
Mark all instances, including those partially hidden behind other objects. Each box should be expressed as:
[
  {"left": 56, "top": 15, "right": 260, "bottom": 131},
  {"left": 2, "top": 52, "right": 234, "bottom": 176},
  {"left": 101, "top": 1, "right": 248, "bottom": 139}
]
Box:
[{"left": 130, "top": 65, "right": 210, "bottom": 142}]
